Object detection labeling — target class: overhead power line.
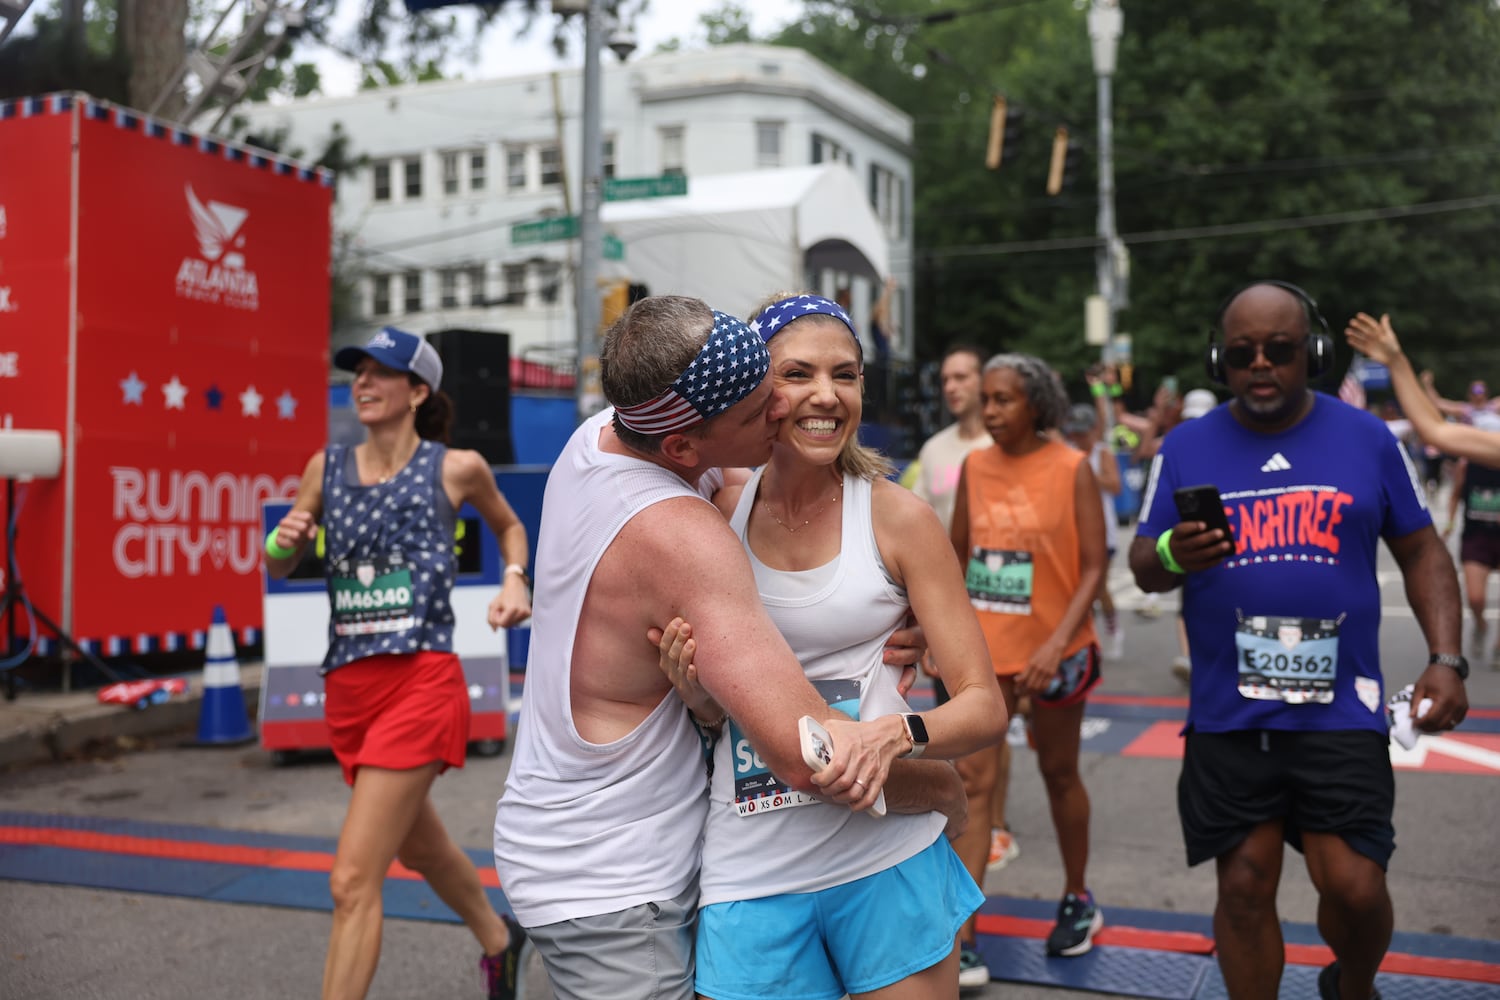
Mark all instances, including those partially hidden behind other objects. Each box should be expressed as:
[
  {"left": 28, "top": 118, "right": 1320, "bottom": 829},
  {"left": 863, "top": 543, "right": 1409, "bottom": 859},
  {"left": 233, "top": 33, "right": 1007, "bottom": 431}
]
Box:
[
  {"left": 919, "top": 193, "right": 1500, "bottom": 261},
  {"left": 837, "top": 0, "right": 1053, "bottom": 27}
]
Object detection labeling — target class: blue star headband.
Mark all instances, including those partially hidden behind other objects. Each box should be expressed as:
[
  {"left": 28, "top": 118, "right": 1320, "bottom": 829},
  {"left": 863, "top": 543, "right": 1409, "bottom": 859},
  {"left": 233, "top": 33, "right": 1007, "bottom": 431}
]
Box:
[
  {"left": 747, "top": 294, "right": 859, "bottom": 344},
  {"left": 614, "top": 309, "right": 771, "bottom": 435}
]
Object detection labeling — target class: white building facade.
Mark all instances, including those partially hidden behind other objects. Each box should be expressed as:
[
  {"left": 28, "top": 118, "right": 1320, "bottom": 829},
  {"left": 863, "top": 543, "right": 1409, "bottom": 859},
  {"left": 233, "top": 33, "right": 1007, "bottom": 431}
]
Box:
[{"left": 245, "top": 43, "right": 914, "bottom": 373}]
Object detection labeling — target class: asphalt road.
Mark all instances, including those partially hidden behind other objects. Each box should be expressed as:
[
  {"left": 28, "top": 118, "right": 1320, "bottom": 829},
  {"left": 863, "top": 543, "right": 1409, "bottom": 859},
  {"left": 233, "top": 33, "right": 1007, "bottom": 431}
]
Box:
[{"left": 1, "top": 539, "right": 1497, "bottom": 1000}]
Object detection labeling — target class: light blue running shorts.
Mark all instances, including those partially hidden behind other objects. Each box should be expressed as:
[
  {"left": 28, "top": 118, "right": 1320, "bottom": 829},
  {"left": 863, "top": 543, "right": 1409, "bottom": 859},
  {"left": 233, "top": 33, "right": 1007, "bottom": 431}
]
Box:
[{"left": 695, "top": 836, "right": 983, "bottom": 1000}]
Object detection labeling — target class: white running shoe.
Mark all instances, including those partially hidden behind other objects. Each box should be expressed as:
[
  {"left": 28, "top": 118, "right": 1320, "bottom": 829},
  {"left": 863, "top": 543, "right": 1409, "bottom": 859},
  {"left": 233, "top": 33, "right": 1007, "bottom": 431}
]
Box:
[
  {"left": 958, "top": 947, "right": 990, "bottom": 989},
  {"left": 1468, "top": 621, "right": 1489, "bottom": 663},
  {"left": 1104, "top": 624, "right": 1124, "bottom": 661},
  {"left": 986, "top": 827, "right": 1020, "bottom": 872}
]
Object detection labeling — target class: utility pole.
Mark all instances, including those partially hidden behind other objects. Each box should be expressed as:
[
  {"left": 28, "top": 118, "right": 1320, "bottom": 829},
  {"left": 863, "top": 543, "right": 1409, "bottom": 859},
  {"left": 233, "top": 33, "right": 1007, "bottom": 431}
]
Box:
[
  {"left": 574, "top": 0, "right": 606, "bottom": 421},
  {"left": 1088, "top": 0, "right": 1124, "bottom": 363}
]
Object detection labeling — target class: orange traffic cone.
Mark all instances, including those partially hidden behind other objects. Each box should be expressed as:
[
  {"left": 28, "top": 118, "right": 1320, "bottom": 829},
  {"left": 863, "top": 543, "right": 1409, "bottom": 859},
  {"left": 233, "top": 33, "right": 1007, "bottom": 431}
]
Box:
[{"left": 190, "top": 606, "right": 254, "bottom": 746}]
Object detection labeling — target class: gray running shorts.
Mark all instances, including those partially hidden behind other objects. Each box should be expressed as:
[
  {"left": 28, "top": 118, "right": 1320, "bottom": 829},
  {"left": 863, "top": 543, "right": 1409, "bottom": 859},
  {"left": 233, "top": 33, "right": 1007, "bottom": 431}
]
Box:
[{"left": 527, "top": 882, "right": 698, "bottom": 1000}]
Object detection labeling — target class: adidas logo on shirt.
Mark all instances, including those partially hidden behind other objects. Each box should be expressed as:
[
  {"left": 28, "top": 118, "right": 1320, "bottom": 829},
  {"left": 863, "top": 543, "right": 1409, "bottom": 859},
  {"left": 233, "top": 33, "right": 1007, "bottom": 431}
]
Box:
[{"left": 1260, "top": 452, "right": 1292, "bottom": 472}]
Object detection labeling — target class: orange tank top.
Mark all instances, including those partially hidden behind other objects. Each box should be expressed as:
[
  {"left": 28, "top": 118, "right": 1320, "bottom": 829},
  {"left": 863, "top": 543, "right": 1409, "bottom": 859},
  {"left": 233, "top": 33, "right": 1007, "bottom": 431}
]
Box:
[{"left": 962, "top": 439, "right": 1097, "bottom": 674}]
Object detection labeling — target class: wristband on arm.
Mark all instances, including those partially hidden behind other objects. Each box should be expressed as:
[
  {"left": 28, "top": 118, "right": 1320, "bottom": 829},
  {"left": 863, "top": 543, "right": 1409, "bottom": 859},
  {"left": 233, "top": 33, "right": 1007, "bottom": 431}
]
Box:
[
  {"left": 265, "top": 529, "right": 297, "bottom": 560},
  {"left": 1090, "top": 382, "right": 1107, "bottom": 399},
  {"left": 1155, "top": 529, "right": 1186, "bottom": 575}
]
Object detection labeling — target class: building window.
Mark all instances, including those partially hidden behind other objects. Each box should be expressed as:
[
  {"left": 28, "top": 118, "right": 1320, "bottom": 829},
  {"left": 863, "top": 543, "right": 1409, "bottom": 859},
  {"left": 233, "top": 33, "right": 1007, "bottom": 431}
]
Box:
[
  {"left": 441, "top": 152, "right": 460, "bottom": 196},
  {"left": 537, "top": 260, "right": 562, "bottom": 304},
  {"left": 470, "top": 150, "right": 487, "bottom": 191},
  {"left": 659, "top": 125, "right": 684, "bottom": 177},
  {"left": 403, "top": 156, "right": 423, "bottom": 199},
  {"left": 888, "top": 283, "right": 906, "bottom": 353},
  {"left": 371, "top": 273, "right": 391, "bottom": 316},
  {"left": 506, "top": 148, "right": 526, "bottom": 191},
  {"left": 602, "top": 137, "right": 617, "bottom": 179},
  {"left": 538, "top": 144, "right": 562, "bottom": 188},
  {"left": 403, "top": 270, "right": 423, "bottom": 313},
  {"left": 372, "top": 160, "right": 392, "bottom": 202},
  {"left": 439, "top": 268, "right": 460, "bottom": 308},
  {"left": 468, "top": 265, "right": 487, "bottom": 307},
  {"left": 869, "top": 163, "right": 905, "bottom": 240},
  {"left": 811, "top": 133, "right": 852, "bottom": 167},
  {"left": 502, "top": 264, "right": 527, "bottom": 305},
  {"left": 756, "top": 121, "right": 783, "bottom": 168}
]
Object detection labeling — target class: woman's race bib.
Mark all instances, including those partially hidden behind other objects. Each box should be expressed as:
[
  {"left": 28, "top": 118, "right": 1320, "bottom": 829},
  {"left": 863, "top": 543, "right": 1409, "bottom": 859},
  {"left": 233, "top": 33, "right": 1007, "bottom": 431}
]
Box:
[
  {"left": 729, "top": 678, "right": 861, "bottom": 818},
  {"left": 966, "top": 547, "right": 1034, "bottom": 616},
  {"left": 330, "top": 555, "right": 418, "bottom": 637}
]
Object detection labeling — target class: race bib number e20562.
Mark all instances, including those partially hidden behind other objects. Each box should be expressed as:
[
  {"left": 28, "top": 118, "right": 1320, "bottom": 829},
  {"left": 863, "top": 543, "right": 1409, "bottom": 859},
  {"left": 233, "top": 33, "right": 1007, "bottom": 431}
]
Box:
[{"left": 1235, "top": 614, "right": 1339, "bottom": 705}]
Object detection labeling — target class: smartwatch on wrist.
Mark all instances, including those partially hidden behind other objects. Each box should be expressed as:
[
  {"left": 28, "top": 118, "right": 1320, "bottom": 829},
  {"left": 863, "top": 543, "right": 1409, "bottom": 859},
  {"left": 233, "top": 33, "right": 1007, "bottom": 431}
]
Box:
[
  {"left": 1429, "top": 652, "right": 1469, "bottom": 681},
  {"left": 504, "top": 564, "right": 532, "bottom": 588},
  {"left": 899, "top": 713, "right": 929, "bottom": 758}
]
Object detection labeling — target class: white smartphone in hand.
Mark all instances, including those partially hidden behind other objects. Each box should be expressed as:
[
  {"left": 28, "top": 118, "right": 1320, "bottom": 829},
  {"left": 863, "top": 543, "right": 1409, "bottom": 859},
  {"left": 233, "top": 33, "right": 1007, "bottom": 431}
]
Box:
[{"left": 798, "top": 715, "right": 886, "bottom": 817}]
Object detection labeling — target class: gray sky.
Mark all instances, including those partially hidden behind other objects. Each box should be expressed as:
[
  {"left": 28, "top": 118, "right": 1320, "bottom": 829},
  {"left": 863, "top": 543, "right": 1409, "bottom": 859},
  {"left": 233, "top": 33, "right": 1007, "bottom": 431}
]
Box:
[{"left": 315, "top": 0, "right": 803, "bottom": 96}]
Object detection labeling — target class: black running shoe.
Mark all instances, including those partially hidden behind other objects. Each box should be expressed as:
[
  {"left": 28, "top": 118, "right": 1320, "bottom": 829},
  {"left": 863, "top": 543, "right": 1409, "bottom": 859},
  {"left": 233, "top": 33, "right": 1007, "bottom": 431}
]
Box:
[
  {"left": 1045, "top": 890, "right": 1103, "bottom": 957},
  {"left": 479, "top": 914, "right": 530, "bottom": 1000},
  {"left": 1318, "top": 960, "right": 1383, "bottom": 1000}
]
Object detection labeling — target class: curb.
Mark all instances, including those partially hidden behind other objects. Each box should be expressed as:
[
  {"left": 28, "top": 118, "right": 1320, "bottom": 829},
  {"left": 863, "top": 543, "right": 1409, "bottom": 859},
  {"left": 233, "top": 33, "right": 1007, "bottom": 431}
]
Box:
[{"left": 0, "top": 665, "right": 264, "bottom": 770}]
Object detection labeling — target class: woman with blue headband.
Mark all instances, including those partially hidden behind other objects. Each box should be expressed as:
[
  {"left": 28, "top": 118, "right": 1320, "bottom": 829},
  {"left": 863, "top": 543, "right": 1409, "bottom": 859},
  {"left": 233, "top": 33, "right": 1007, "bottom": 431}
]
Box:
[{"left": 656, "top": 292, "right": 1006, "bottom": 1000}]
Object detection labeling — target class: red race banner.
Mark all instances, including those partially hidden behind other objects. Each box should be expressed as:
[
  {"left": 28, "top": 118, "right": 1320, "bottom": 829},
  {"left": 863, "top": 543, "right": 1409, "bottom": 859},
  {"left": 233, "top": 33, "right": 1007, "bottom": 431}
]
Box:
[
  {"left": 1, "top": 94, "right": 332, "bottom": 655},
  {"left": 0, "top": 98, "right": 74, "bottom": 640}
]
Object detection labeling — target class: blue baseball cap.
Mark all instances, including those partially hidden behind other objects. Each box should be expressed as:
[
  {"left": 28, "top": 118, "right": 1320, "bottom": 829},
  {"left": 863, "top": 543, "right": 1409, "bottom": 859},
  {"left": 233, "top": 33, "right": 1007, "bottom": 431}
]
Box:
[{"left": 334, "top": 327, "right": 443, "bottom": 391}]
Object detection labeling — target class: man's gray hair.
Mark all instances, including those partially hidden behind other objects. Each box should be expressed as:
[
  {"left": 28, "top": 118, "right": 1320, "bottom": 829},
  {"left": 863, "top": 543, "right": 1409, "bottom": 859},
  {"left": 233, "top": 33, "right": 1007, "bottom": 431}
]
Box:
[
  {"left": 601, "top": 295, "right": 714, "bottom": 452},
  {"left": 983, "top": 353, "right": 1068, "bottom": 433}
]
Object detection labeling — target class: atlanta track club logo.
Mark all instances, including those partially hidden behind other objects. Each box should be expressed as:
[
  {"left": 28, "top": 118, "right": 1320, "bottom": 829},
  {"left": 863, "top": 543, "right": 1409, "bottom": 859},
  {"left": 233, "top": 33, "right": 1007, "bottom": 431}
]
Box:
[{"left": 175, "top": 185, "right": 260, "bottom": 311}]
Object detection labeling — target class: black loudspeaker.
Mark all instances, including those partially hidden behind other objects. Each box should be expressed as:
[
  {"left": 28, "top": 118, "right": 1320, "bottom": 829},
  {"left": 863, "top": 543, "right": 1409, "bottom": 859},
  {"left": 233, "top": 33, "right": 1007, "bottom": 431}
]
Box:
[
  {"left": 427, "top": 328, "right": 515, "bottom": 466},
  {"left": 1204, "top": 279, "right": 1334, "bottom": 385}
]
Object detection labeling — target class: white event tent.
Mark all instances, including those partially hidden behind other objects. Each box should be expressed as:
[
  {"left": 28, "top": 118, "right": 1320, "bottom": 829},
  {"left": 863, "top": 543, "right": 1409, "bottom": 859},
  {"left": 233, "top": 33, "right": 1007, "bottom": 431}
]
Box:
[{"left": 601, "top": 164, "right": 890, "bottom": 317}]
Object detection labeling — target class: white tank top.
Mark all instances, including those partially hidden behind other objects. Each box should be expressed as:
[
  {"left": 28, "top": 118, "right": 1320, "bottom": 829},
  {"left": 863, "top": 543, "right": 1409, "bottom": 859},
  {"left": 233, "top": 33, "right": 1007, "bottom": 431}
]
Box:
[
  {"left": 493, "top": 410, "right": 716, "bottom": 926},
  {"left": 698, "top": 469, "right": 947, "bottom": 906},
  {"left": 1090, "top": 442, "right": 1120, "bottom": 551}
]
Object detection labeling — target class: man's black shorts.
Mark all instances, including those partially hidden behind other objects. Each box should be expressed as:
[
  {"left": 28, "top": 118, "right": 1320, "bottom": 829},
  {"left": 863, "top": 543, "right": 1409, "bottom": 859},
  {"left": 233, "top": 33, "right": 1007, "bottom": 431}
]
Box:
[{"left": 1178, "top": 729, "right": 1395, "bottom": 870}]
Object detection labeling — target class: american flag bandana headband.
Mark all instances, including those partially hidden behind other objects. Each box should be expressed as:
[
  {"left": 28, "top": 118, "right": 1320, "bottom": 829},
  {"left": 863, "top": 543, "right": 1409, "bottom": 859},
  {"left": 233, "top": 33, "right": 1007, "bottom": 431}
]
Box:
[
  {"left": 614, "top": 309, "right": 771, "bottom": 435},
  {"left": 747, "top": 294, "right": 859, "bottom": 343}
]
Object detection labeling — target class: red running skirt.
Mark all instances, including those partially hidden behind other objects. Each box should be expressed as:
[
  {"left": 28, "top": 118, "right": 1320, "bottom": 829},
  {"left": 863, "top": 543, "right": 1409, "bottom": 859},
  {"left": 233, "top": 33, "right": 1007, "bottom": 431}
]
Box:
[{"left": 324, "top": 651, "right": 470, "bottom": 786}]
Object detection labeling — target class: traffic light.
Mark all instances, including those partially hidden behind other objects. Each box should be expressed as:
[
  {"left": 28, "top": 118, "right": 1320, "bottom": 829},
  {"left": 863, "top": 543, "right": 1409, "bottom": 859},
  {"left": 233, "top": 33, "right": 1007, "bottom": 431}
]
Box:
[
  {"left": 600, "top": 281, "right": 650, "bottom": 331},
  {"left": 985, "top": 96, "right": 1024, "bottom": 170},
  {"left": 1046, "top": 126, "right": 1084, "bottom": 195},
  {"left": 601, "top": 280, "right": 630, "bottom": 330}
]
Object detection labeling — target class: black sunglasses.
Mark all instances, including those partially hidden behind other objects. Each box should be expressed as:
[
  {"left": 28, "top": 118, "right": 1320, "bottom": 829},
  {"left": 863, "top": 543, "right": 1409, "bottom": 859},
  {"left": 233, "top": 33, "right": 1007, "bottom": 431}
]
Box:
[{"left": 1222, "top": 340, "right": 1302, "bottom": 370}]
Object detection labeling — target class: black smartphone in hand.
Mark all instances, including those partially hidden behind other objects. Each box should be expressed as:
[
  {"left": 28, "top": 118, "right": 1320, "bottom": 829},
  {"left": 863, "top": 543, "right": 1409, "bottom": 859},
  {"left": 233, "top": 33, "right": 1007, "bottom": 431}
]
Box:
[{"left": 1173, "top": 484, "right": 1235, "bottom": 545}]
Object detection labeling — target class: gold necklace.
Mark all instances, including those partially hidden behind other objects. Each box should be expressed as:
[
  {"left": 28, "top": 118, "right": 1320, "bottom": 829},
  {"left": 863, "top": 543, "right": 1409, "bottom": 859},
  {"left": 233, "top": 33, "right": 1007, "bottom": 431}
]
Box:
[
  {"left": 368, "top": 443, "right": 415, "bottom": 484},
  {"left": 762, "top": 482, "right": 843, "bottom": 533}
]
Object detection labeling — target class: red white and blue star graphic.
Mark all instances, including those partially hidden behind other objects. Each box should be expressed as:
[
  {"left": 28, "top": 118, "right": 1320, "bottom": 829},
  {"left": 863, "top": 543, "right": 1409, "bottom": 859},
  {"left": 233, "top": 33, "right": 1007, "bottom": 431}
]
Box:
[{"left": 117, "top": 369, "right": 300, "bottom": 419}]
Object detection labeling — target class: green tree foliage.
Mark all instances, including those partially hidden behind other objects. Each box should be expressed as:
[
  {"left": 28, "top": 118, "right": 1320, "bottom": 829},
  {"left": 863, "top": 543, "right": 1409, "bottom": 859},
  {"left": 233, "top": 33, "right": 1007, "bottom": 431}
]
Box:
[
  {"left": 772, "top": 0, "right": 1500, "bottom": 397},
  {"left": 1108, "top": 1, "right": 1500, "bottom": 395},
  {"left": 0, "top": 1, "right": 135, "bottom": 106},
  {"left": 358, "top": 56, "right": 445, "bottom": 90}
]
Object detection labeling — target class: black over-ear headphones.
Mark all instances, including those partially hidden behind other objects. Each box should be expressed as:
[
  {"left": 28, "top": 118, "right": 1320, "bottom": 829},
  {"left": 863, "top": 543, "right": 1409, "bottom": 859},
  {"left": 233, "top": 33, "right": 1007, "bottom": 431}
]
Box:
[{"left": 1205, "top": 279, "right": 1334, "bottom": 385}]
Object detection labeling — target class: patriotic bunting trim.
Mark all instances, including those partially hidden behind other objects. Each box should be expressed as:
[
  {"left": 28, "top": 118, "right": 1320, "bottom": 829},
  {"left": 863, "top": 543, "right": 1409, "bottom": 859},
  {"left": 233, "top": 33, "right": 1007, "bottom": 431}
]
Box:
[{"left": 0, "top": 91, "right": 333, "bottom": 187}]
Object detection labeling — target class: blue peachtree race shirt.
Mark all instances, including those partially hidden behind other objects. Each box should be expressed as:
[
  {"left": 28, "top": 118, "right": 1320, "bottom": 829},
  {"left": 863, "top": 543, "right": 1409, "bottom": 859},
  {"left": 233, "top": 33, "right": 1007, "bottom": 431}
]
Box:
[{"left": 1137, "top": 394, "right": 1431, "bottom": 734}]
